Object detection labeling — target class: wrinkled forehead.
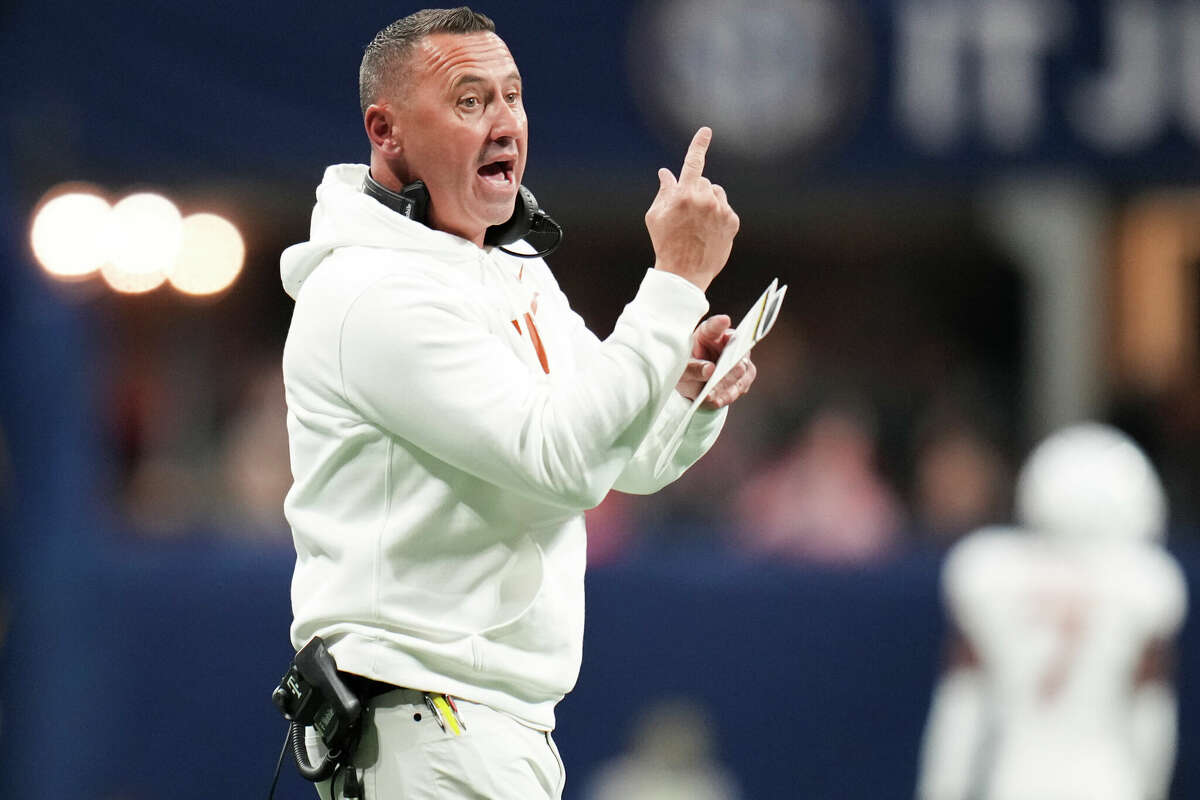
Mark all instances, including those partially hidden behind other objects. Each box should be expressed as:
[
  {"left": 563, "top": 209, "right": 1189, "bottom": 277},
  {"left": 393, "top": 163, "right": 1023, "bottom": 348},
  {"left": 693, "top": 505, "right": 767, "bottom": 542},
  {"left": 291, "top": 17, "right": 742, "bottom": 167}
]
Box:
[{"left": 413, "top": 31, "right": 520, "bottom": 89}]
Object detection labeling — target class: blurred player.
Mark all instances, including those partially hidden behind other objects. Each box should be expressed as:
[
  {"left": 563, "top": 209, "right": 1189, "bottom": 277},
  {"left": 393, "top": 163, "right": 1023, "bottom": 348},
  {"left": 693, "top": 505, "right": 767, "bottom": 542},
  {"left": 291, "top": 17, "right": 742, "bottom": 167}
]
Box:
[{"left": 917, "top": 423, "right": 1187, "bottom": 800}]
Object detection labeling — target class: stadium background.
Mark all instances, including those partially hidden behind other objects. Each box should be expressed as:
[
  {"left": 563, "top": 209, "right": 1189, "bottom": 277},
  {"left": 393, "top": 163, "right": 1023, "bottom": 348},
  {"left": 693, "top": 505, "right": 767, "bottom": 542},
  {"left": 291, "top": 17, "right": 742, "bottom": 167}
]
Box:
[{"left": 4, "top": 0, "right": 1200, "bottom": 796}]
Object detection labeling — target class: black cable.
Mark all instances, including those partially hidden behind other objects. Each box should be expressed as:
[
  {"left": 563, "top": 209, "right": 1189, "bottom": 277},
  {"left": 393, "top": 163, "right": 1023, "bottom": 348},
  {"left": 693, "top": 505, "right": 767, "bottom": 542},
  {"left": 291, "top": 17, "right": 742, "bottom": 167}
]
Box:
[
  {"left": 497, "top": 214, "right": 563, "bottom": 259},
  {"left": 291, "top": 719, "right": 339, "bottom": 781},
  {"left": 267, "top": 726, "right": 290, "bottom": 800}
]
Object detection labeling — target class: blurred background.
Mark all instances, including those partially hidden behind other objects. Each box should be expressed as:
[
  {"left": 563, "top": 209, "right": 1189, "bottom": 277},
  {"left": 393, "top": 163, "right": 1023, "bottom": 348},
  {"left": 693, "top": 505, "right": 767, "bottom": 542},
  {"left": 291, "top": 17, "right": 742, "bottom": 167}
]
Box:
[{"left": 4, "top": 0, "right": 1200, "bottom": 796}]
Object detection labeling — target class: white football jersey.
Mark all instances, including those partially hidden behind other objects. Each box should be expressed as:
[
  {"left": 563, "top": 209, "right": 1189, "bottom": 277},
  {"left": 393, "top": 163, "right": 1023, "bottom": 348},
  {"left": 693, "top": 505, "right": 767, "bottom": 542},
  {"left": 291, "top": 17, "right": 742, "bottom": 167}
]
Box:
[{"left": 940, "top": 527, "right": 1187, "bottom": 800}]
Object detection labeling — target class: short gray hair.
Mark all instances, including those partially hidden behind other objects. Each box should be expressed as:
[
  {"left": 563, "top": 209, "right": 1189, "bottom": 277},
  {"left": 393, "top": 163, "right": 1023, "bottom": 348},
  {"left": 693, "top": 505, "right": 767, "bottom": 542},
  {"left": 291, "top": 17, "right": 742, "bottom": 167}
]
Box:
[{"left": 359, "top": 7, "right": 496, "bottom": 114}]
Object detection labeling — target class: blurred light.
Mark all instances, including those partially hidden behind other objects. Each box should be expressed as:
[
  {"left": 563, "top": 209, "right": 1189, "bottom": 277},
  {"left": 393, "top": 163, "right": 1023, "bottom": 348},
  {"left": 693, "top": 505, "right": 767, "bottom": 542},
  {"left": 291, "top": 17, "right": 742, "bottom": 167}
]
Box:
[
  {"left": 169, "top": 213, "right": 245, "bottom": 297},
  {"left": 105, "top": 193, "right": 183, "bottom": 276},
  {"left": 29, "top": 183, "right": 242, "bottom": 298},
  {"left": 100, "top": 262, "right": 167, "bottom": 294},
  {"left": 30, "top": 190, "right": 111, "bottom": 279}
]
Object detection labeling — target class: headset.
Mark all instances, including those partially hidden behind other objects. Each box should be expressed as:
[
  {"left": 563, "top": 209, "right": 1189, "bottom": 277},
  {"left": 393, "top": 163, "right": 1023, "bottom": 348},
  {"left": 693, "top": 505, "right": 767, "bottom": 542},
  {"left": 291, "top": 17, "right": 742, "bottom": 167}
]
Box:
[{"left": 362, "top": 171, "right": 563, "bottom": 258}]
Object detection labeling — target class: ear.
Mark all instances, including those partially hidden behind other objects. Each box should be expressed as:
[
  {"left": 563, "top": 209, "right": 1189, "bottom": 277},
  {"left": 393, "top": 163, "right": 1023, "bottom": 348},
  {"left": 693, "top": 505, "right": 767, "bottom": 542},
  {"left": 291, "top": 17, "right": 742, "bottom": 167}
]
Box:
[{"left": 364, "top": 104, "right": 402, "bottom": 156}]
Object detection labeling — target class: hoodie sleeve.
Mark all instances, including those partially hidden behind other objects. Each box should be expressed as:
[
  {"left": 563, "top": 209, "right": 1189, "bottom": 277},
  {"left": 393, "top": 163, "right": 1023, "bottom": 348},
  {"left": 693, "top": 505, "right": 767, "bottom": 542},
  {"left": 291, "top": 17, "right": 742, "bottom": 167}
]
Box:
[
  {"left": 338, "top": 267, "right": 708, "bottom": 510},
  {"left": 526, "top": 261, "right": 728, "bottom": 494},
  {"left": 612, "top": 392, "right": 726, "bottom": 493}
]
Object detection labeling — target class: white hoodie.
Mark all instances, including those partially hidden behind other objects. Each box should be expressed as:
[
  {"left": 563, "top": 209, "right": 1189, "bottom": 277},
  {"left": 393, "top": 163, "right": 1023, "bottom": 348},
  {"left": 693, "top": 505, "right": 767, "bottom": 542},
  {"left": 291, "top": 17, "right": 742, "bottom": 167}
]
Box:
[{"left": 281, "top": 164, "right": 726, "bottom": 730}]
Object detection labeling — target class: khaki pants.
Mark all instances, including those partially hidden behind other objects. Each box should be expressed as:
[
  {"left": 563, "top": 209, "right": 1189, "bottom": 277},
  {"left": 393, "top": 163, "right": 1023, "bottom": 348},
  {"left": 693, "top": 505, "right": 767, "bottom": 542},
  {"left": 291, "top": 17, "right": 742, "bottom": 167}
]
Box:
[{"left": 308, "top": 689, "right": 565, "bottom": 800}]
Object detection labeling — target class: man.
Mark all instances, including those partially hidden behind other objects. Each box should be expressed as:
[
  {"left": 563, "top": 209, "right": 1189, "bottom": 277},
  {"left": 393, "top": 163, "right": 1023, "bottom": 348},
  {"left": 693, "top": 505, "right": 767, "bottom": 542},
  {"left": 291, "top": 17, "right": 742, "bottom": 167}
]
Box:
[
  {"left": 279, "top": 8, "right": 751, "bottom": 799},
  {"left": 916, "top": 423, "right": 1188, "bottom": 800}
]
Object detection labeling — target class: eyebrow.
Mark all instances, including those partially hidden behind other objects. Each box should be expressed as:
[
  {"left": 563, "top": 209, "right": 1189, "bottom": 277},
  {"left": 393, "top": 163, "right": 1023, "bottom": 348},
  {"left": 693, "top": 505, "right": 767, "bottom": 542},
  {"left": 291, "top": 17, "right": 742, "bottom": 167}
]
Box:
[{"left": 451, "top": 71, "right": 522, "bottom": 92}]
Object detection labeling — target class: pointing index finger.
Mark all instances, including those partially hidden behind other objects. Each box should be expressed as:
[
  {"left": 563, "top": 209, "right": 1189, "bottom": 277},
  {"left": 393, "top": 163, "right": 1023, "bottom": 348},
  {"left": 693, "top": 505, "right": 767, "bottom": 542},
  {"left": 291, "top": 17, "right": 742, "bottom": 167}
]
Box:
[{"left": 679, "top": 126, "right": 712, "bottom": 183}]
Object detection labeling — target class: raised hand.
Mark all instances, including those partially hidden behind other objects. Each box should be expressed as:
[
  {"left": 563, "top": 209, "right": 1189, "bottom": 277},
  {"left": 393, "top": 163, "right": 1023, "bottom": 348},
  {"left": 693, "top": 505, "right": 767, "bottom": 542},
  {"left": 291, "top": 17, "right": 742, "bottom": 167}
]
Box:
[{"left": 645, "top": 127, "right": 740, "bottom": 292}]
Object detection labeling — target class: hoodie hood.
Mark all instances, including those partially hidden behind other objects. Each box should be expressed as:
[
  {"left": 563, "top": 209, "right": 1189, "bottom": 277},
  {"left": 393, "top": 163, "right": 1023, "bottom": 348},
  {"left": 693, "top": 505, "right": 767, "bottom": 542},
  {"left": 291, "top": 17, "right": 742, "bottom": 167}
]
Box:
[{"left": 280, "top": 164, "right": 483, "bottom": 299}]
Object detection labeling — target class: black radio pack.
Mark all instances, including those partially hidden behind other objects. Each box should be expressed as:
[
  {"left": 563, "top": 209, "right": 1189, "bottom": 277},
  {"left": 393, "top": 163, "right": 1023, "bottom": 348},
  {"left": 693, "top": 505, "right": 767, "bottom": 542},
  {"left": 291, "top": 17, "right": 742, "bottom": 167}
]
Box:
[
  {"left": 268, "top": 637, "right": 365, "bottom": 799},
  {"left": 362, "top": 171, "right": 563, "bottom": 258}
]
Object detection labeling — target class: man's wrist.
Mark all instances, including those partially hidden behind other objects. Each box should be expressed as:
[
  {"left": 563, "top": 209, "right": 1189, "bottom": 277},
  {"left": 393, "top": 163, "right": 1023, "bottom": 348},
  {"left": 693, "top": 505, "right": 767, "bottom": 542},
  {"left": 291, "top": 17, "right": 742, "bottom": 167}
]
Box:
[{"left": 652, "top": 262, "right": 708, "bottom": 292}]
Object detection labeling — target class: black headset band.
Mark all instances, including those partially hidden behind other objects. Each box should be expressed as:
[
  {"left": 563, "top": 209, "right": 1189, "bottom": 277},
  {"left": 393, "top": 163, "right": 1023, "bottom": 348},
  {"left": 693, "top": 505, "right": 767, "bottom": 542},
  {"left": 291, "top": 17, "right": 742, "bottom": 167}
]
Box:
[{"left": 362, "top": 173, "right": 428, "bottom": 221}]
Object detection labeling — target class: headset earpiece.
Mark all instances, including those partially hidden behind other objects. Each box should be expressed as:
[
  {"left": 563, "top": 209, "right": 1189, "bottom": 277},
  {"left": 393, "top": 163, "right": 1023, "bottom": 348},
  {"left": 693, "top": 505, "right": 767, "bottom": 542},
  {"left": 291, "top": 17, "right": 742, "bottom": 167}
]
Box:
[{"left": 484, "top": 186, "right": 537, "bottom": 248}]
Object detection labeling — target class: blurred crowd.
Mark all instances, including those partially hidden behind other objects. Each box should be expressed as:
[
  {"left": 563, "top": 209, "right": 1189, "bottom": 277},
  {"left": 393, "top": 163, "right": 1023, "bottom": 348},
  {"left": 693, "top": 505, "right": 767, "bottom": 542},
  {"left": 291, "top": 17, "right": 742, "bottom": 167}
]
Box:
[
  {"left": 91, "top": 293, "right": 1134, "bottom": 565},
  {"left": 101, "top": 293, "right": 1200, "bottom": 567},
  {"left": 93, "top": 205, "right": 1200, "bottom": 566},
  {"left": 585, "top": 316, "right": 1018, "bottom": 566}
]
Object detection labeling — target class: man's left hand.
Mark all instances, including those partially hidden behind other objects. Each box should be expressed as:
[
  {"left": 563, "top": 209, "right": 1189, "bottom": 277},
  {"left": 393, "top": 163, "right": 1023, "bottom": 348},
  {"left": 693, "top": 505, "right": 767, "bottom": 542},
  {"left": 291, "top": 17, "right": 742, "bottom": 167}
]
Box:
[{"left": 676, "top": 314, "right": 757, "bottom": 410}]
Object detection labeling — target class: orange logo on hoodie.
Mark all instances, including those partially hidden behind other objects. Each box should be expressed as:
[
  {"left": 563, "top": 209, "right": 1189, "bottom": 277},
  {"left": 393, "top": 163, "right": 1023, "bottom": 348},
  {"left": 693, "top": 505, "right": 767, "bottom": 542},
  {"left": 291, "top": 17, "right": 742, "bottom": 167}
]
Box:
[{"left": 511, "top": 292, "right": 548, "bottom": 374}]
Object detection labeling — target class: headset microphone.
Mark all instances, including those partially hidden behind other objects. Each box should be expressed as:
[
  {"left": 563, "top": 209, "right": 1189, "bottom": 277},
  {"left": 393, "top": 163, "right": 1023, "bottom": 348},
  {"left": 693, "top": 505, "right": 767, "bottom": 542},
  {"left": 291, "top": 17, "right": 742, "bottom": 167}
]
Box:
[{"left": 362, "top": 172, "right": 563, "bottom": 259}]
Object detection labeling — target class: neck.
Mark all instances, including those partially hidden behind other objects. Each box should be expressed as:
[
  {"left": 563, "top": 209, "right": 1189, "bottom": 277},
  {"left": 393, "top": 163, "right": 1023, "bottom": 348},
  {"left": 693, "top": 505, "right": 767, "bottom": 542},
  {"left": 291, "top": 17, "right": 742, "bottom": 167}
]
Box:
[
  {"left": 368, "top": 153, "right": 408, "bottom": 193},
  {"left": 367, "top": 154, "right": 487, "bottom": 247}
]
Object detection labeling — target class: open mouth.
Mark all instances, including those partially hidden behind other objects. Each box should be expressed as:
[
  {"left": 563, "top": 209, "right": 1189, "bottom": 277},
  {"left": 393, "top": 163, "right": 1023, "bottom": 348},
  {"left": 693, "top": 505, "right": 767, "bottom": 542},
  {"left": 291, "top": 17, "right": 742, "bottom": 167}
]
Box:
[{"left": 477, "top": 159, "right": 515, "bottom": 186}]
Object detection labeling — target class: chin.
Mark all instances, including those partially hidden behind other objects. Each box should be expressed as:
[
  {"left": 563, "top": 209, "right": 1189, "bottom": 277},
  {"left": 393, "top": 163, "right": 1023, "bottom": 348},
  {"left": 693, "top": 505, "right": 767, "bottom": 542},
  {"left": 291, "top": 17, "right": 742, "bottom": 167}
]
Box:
[{"left": 484, "top": 198, "right": 518, "bottom": 226}]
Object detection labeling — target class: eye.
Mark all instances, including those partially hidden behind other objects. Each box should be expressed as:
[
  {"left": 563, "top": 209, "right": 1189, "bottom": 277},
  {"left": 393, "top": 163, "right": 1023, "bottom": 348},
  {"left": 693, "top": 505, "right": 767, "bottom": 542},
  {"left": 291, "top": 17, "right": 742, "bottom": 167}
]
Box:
[
  {"left": 505, "top": 91, "right": 521, "bottom": 105},
  {"left": 459, "top": 96, "right": 480, "bottom": 109}
]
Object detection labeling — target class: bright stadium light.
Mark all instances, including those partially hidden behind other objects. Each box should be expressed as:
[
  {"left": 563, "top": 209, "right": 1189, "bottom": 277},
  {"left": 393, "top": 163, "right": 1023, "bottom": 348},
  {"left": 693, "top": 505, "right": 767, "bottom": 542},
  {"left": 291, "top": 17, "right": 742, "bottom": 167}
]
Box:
[
  {"left": 169, "top": 213, "right": 245, "bottom": 297},
  {"left": 99, "top": 192, "right": 183, "bottom": 295},
  {"left": 29, "top": 189, "right": 111, "bottom": 279},
  {"left": 105, "top": 192, "right": 183, "bottom": 276},
  {"left": 100, "top": 261, "right": 168, "bottom": 294}
]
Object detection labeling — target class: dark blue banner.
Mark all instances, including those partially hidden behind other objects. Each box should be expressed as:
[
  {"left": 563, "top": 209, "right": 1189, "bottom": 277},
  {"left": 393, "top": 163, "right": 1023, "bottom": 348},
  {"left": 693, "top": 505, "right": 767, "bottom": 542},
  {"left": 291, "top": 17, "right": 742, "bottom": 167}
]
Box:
[{"left": 6, "top": 0, "right": 1200, "bottom": 185}]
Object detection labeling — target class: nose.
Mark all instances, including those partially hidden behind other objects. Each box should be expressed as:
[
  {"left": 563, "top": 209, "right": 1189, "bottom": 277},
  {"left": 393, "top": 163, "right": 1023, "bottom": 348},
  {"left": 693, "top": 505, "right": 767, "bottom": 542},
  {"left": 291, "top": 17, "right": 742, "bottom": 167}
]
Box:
[{"left": 489, "top": 98, "right": 524, "bottom": 143}]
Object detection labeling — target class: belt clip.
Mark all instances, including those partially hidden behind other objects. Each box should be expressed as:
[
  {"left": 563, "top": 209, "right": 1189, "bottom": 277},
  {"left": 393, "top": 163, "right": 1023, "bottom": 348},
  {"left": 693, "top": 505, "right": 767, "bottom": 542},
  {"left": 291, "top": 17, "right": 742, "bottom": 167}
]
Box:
[{"left": 425, "top": 692, "right": 466, "bottom": 736}]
